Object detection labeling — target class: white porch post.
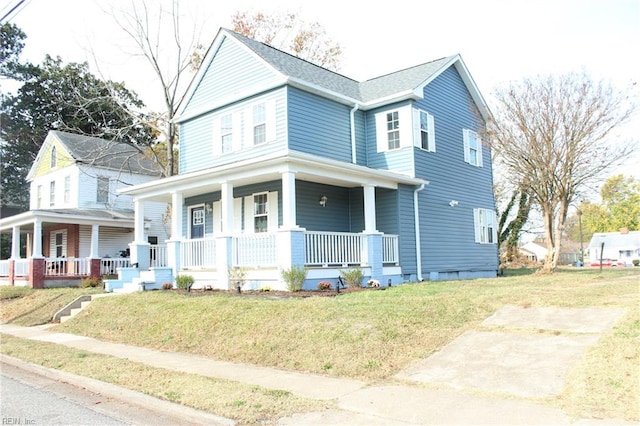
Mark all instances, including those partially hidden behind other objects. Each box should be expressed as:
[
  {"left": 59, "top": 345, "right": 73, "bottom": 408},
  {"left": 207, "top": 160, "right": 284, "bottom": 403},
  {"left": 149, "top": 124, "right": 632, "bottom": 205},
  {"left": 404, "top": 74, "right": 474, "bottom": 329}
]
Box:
[
  {"left": 11, "top": 225, "right": 20, "bottom": 259},
  {"left": 32, "top": 218, "right": 43, "bottom": 258},
  {"left": 89, "top": 224, "right": 100, "bottom": 259},
  {"left": 130, "top": 199, "right": 150, "bottom": 269},
  {"left": 221, "top": 181, "right": 234, "bottom": 234},
  {"left": 363, "top": 184, "right": 378, "bottom": 233},
  {"left": 281, "top": 171, "right": 297, "bottom": 229},
  {"left": 167, "top": 191, "right": 183, "bottom": 278}
]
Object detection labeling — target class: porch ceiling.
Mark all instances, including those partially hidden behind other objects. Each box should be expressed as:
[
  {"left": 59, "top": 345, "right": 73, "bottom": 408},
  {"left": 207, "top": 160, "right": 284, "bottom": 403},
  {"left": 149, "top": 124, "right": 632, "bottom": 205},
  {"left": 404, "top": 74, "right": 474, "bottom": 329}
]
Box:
[
  {"left": 120, "top": 149, "right": 427, "bottom": 202},
  {"left": 0, "top": 209, "right": 136, "bottom": 232}
]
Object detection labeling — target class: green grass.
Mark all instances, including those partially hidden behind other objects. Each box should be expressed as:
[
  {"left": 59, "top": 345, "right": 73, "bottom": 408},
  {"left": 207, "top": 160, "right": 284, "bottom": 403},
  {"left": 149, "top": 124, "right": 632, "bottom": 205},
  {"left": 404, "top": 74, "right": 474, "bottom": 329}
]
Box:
[{"left": 2, "top": 267, "right": 638, "bottom": 421}]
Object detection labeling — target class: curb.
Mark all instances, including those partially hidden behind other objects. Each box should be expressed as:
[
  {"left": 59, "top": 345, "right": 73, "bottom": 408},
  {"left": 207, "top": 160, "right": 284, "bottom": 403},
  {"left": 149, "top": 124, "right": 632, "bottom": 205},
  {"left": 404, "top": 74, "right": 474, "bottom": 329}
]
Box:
[{"left": 0, "top": 354, "right": 235, "bottom": 426}]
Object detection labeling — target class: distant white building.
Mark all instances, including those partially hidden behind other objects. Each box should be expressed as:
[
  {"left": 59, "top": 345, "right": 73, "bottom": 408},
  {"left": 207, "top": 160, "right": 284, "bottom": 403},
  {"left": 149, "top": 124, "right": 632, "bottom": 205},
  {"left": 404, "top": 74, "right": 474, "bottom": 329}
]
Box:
[{"left": 588, "top": 229, "right": 640, "bottom": 267}]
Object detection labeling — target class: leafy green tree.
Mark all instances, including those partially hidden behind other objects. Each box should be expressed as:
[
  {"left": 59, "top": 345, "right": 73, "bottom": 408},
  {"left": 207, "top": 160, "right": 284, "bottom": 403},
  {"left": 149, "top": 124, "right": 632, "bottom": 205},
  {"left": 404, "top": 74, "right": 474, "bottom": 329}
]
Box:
[{"left": 0, "top": 22, "right": 27, "bottom": 78}]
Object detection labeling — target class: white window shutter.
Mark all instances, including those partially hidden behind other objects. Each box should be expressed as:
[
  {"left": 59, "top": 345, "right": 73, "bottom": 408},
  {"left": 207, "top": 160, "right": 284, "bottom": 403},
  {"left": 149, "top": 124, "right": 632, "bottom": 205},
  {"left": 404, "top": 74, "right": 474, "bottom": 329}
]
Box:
[
  {"left": 399, "top": 107, "right": 412, "bottom": 148},
  {"left": 375, "top": 112, "right": 387, "bottom": 153},
  {"left": 463, "top": 129, "right": 470, "bottom": 164},
  {"left": 473, "top": 208, "right": 481, "bottom": 243},
  {"left": 412, "top": 108, "right": 421, "bottom": 148},
  {"left": 428, "top": 113, "right": 436, "bottom": 152},
  {"left": 212, "top": 118, "right": 221, "bottom": 156},
  {"left": 267, "top": 191, "right": 279, "bottom": 231},
  {"left": 266, "top": 99, "right": 277, "bottom": 143},
  {"left": 212, "top": 201, "right": 221, "bottom": 234},
  {"left": 243, "top": 195, "right": 253, "bottom": 234},
  {"left": 233, "top": 198, "right": 242, "bottom": 234}
]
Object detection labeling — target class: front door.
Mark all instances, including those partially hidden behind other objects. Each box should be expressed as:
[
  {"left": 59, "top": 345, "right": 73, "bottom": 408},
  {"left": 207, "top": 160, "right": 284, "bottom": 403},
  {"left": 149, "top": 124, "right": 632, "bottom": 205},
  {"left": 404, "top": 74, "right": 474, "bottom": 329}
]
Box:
[{"left": 191, "top": 206, "right": 205, "bottom": 239}]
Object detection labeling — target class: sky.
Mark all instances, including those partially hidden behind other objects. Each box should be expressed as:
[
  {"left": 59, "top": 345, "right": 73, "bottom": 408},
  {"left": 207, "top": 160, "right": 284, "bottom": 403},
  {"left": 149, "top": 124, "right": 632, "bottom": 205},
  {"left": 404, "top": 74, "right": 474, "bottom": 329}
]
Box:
[{"left": 2, "top": 0, "right": 639, "bottom": 185}]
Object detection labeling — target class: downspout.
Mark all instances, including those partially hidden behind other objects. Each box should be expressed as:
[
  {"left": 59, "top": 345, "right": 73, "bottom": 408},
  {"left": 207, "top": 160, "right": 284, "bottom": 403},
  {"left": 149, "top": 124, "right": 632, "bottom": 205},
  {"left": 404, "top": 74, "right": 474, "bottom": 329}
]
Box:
[
  {"left": 350, "top": 103, "right": 360, "bottom": 163},
  {"left": 414, "top": 183, "right": 426, "bottom": 281}
]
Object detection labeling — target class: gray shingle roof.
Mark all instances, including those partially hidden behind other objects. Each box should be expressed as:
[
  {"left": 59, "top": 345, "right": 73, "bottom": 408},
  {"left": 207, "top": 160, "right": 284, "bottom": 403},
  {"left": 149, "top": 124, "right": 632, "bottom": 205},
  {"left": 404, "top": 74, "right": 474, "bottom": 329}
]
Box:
[
  {"left": 51, "top": 131, "right": 163, "bottom": 176},
  {"left": 226, "top": 29, "right": 454, "bottom": 104}
]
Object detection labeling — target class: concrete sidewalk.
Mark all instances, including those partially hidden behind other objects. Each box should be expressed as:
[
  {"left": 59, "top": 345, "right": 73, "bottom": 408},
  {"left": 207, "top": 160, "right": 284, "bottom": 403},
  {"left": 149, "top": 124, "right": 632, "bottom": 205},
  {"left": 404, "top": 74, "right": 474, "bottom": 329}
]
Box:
[{"left": 1, "top": 305, "right": 637, "bottom": 425}]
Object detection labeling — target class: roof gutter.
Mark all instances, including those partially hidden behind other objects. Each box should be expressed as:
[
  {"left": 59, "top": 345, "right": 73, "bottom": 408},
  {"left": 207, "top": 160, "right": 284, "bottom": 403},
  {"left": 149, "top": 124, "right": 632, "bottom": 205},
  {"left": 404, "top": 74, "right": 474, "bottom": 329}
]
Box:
[{"left": 414, "top": 183, "right": 428, "bottom": 281}]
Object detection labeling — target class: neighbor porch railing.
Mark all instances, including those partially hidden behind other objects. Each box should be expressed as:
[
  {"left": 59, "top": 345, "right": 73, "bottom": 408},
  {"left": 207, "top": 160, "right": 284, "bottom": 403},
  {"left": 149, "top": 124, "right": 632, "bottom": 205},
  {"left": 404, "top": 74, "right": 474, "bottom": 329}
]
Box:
[
  {"left": 232, "top": 233, "right": 277, "bottom": 267},
  {"left": 304, "top": 231, "right": 364, "bottom": 266},
  {"left": 15, "top": 259, "right": 29, "bottom": 276},
  {"left": 45, "top": 258, "right": 90, "bottom": 277},
  {"left": 382, "top": 234, "right": 399, "bottom": 265},
  {"left": 181, "top": 238, "right": 216, "bottom": 269},
  {"left": 101, "top": 258, "right": 131, "bottom": 275},
  {"left": 0, "top": 260, "right": 8, "bottom": 276}
]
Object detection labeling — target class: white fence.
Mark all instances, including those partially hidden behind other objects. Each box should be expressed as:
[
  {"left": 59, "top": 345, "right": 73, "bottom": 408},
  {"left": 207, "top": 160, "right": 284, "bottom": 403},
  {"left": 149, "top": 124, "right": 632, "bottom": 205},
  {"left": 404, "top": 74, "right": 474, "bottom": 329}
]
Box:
[
  {"left": 304, "top": 231, "right": 364, "bottom": 266},
  {"left": 45, "top": 258, "right": 90, "bottom": 276},
  {"left": 150, "top": 244, "right": 168, "bottom": 268},
  {"left": 181, "top": 238, "right": 216, "bottom": 269},
  {"left": 101, "top": 258, "right": 131, "bottom": 275},
  {"left": 232, "top": 233, "right": 277, "bottom": 267},
  {"left": 14, "top": 259, "right": 29, "bottom": 276},
  {"left": 382, "top": 234, "right": 399, "bottom": 264},
  {"left": 0, "top": 260, "right": 8, "bottom": 276}
]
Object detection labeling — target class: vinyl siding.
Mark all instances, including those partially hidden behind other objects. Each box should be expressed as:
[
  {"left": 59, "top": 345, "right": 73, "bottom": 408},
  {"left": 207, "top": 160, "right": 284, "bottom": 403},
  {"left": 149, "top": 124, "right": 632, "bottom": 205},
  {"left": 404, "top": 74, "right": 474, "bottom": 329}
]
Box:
[
  {"left": 296, "top": 181, "right": 352, "bottom": 231},
  {"left": 78, "top": 225, "right": 134, "bottom": 259},
  {"left": 181, "top": 36, "right": 282, "bottom": 116},
  {"left": 364, "top": 101, "right": 415, "bottom": 175},
  {"left": 397, "top": 185, "right": 417, "bottom": 276},
  {"left": 179, "top": 90, "right": 287, "bottom": 174},
  {"left": 413, "top": 66, "right": 497, "bottom": 274},
  {"left": 287, "top": 87, "right": 353, "bottom": 163}
]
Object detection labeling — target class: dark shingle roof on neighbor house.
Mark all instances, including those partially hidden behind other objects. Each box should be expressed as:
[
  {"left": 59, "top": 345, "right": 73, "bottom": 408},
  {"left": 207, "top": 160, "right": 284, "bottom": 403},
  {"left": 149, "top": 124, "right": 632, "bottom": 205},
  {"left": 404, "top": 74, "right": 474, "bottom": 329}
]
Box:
[
  {"left": 51, "top": 130, "right": 163, "bottom": 177},
  {"left": 226, "top": 30, "right": 456, "bottom": 104}
]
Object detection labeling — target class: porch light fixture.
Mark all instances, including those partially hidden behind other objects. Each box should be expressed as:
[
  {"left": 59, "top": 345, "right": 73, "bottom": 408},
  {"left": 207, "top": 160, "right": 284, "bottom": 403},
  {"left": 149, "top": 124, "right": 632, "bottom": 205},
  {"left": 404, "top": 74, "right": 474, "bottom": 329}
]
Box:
[
  {"left": 205, "top": 203, "right": 213, "bottom": 213},
  {"left": 319, "top": 195, "right": 328, "bottom": 207},
  {"left": 449, "top": 200, "right": 459, "bottom": 207}
]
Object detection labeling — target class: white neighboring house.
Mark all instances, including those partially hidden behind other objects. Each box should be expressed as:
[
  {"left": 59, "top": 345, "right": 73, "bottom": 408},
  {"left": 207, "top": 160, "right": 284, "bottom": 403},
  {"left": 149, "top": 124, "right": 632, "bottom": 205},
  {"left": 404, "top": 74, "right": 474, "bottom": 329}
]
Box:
[
  {"left": 588, "top": 230, "right": 640, "bottom": 267},
  {"left": 518, "top": 241, "right": 548, "bottom": 263},
  {"left": 0, "top": 130, "right": 169, "bottom": 288}
]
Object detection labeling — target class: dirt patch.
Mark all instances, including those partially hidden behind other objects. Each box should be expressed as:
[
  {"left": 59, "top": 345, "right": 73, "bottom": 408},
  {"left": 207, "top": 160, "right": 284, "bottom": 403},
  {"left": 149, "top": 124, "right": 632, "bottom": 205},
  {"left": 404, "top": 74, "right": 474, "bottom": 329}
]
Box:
[{"left": 162, "top": 286, "right": 386, "bottom": 298}]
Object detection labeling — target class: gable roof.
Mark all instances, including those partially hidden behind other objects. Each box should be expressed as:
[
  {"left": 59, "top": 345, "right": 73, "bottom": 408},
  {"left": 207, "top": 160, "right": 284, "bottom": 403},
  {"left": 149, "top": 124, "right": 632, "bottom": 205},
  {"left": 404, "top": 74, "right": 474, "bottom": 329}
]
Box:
[
  {"left": 588, "top": 231, "right": 640, "bottom": 249},
  {"left": 27, "top": 131, "right": 163, "bottom": 180},
  {"left": 177, "top": 28, "right": 490, "bottom": 121}
]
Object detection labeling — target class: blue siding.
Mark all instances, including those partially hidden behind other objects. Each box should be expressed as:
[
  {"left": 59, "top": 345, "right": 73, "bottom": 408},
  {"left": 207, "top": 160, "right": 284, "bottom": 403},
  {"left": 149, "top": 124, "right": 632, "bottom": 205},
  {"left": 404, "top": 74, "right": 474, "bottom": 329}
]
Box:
[
  {"left": 375, "top": 188, "right": 398, "bottom": 235},
  {"left": 354, "top": 110, "right": 367, "bottom": 165},
  {"left": 180, "top": 90, "right": 287, "bottom": 174},
  {"left": 364, "top": 101, "right": 415, "bottom": 175},
  {"left": 413, "top": 66, "right": 497, "bottom": 276},
  {"left": 398, "top": 185, "right": 417, "bottom": 278},
  {"left": 287, "top": 87, "right": 353, "bottom": 163},
  {"left": 182, "top": 36, "right": 281, "bottom": 116},
  {"left": 349, "top": 188, "right": 364, "bottom": 232},
  {"left": 296, "top": 181, "right": 351, "bottom": 231}
]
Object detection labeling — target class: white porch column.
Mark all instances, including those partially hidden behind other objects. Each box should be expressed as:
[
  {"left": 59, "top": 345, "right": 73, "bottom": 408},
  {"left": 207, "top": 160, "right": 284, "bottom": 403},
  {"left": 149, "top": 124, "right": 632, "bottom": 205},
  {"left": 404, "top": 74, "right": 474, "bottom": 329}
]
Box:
[
  {"left": 88, "top": 224, "right": 100, "bottom": 259},
  {"left": 134, "top": 199, "right": 146, "bottom": 243},
  {"left": 32, "top": 218, "right": 43, "bottom": 258},
  {"left": 221, "top": 181, "right": 234, "bottom": 234},
  {"left": 11, "top": 225, "right": 20, "bottom": 259},
  {"left": 170, "top": 192, "right": 183, "bottom": 240},
  {"left": 281, "top": 171, "right": 297, "bottom": 229},
  {"left": 363, "top": 184, "right": 378, "bottom": 233}
]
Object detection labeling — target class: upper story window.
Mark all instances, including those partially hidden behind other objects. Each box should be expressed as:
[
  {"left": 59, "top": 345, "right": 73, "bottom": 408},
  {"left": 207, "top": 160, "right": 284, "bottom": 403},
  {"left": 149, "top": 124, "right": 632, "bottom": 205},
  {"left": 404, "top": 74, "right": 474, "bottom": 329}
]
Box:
[
  {"left": 386, "top": 111, "right": 400, "bottom": 150},
  {"left": 418, "top": 110, "right": 436, "bottom": 152},
  {"left": 49, "top": 181, "right": 55, "bottom": 207},
  {"left": 221, "top": 114, "right": 233, "bottom": 153},
  {"left": 63, "top": 176, "right": 71, "bottom": 203},
  {"left": 253, "top": 103, "right": 267, "bottom": 145},
  {"left": 474, "top": 208, "right": 497, "bottom": 244},
  {"left": 50, "top": 146, "right": 57, "bottom": 168},
  {"left": 463, "top": 129, "right": 483, "bottom": 167},
  {"left": 97, "top": 176, "right": 109, "bottom": 203}
]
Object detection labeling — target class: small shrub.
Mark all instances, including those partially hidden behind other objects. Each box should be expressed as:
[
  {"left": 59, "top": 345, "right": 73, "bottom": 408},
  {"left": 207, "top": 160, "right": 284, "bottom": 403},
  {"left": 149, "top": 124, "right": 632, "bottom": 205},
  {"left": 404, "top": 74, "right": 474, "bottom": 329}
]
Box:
[
  {"left": 317, "top": 281, "right": 332, "bottom": 290},
  {"left": 162, "top": 282, "right": 173, "bottom": 290},
  {"left": 340, "top": 267, "right": 364, "bottom": 288},
  {"left": 281, "top": 265, "right": 307, "bottom": 292},
  {"left": 259, "top": 284, "right": 273, "bottom": 292},
  {"left": 228, "top": 267, "right": 247, "bottom": 290},
  {"left": 175, "top": 274, "right": 194, "bottom": 290},
  {"left": 633, "top": 259, "right": 639, "bottom": 267},
  {"left": 367, "top": 279, "right": 380, "bottom": 288},
  {"left": 80, "top": 277, "right": 102, "bottom": 288}
]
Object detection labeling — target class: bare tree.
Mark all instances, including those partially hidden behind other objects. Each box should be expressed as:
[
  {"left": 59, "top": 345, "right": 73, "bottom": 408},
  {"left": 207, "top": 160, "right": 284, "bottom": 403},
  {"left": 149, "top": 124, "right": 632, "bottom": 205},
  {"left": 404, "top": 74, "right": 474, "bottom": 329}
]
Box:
[
  {"left": 107, "top": 0, "right": 204, "bottom": 176},
  {"left": 231, "top": 10, "right": 342, "bottom": 71},
  {"left": 490, "top": 72, "right": 637, "bottom": 273}
]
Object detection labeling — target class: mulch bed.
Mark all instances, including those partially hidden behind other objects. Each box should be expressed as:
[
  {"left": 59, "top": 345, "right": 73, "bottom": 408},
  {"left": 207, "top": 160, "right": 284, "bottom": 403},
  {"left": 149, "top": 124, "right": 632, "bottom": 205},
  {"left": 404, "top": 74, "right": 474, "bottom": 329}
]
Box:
[{"left": 165, "top": 286, "right": 387, "bottom": 298}]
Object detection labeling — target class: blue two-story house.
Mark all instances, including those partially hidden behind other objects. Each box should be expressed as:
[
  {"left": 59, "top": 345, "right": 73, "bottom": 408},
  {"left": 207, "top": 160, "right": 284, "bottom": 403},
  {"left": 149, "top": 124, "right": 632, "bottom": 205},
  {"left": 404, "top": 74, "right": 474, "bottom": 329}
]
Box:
[{"left": 114, "top": 27, "right": 497, "bottom": 291}]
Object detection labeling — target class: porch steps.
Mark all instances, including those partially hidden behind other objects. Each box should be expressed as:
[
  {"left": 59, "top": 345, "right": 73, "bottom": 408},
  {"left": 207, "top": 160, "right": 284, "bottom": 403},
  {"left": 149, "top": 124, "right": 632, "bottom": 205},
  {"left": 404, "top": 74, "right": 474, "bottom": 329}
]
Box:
[
  {"left": 55, "top": 293, "right": 120, "bottom": 323},
  {"left": 107, "top": 267, "right": 173, "bottom": 293}
]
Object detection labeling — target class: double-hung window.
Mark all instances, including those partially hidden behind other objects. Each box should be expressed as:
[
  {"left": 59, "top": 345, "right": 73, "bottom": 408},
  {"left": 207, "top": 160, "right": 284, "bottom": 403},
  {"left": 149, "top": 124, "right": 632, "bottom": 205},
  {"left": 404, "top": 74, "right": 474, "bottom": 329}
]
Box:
[
  {"left": 221, "top": 114, "right": 233, "bottom": 153},
  {"left": 386, "top": 111, "right": 400, "bottom": 150},
  {"left": 97, "top": 176, "right": 109, "bottom": 204},
  {"left": 253, "top": 103, "right": 267, "bottom": 145},
  {"left": 417, "top": 110, "right": 436, "bottom": 152},
  {"left": 49, "top": 181, "right": 55, "bottom": 207},
  {"left": 474, "top": 208, "right": 497, "bottom": 244},
  {"left": 253, "top": 193, "right": 268, "bottom": 233},
  {"left": 37, "top": 185, "right": 42, "bottom": 209},
  {"left": 463, "top": 129, "right": 483, "bottom": 167},
  {"left": 63, "top": 176, "right": 71, "bottom": 204}
]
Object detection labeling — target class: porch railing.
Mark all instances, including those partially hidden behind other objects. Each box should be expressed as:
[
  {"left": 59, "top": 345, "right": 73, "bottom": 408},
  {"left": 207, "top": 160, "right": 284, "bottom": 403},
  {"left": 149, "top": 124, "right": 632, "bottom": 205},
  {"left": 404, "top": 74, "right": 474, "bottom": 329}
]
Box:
[
  {"left": 150, "top": 244, "right": 168, "bottom": 268},
  {"left": 304, "top": 231, "right": 364, "bottom": 266},
  {"left": 0, "top": 260, "right": 8, "bottom": 276},
  {"left": 15, "top": 259, "right": 29, "bottom": 276},
  {"left": 181, "top": 238, "right": 216, "bottom": 269},
  {"left": 382, "top": 234, "right": 399, "bottom": 264},
  {"left": 45, "top": 258, "right": 90, "bottom": 277},
  {"left": 101, "top": 258, "right": 131, "bottom": 275},
  {"left": 232, "top": 233, "right": 277, "bottom": 267}
]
